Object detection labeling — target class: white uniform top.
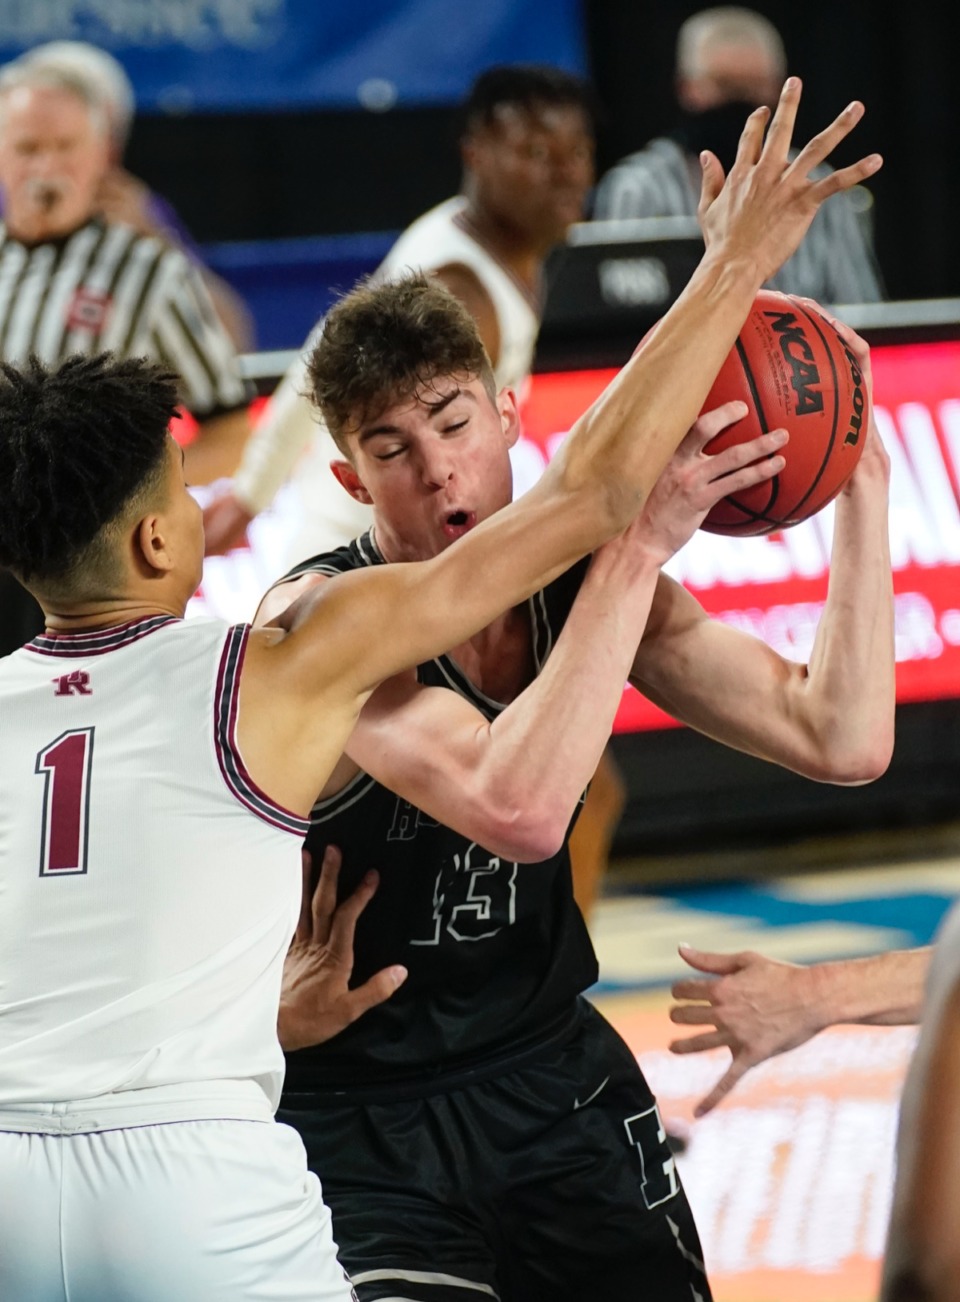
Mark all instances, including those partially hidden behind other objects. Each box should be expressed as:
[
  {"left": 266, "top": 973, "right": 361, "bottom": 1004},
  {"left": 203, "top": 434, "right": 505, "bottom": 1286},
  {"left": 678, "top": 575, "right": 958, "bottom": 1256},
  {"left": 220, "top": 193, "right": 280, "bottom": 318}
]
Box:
[
  {"left": 0, "top": 615, "right": 308, "bottom": 1131},
  {"left": 232, "top": 197, "right": 541, "bottom": 567}
]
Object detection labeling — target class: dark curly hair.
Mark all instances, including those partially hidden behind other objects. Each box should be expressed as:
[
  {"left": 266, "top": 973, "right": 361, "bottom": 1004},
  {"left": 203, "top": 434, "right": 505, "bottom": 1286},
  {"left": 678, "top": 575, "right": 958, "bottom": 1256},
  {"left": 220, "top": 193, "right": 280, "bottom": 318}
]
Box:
[
  {"left": 459, "top": 63, "right": 599, "bottom": 138},
  {"left": 306, "top": 272, "right": 497, "bottom": 453},
  {"left": 0, "top": 353, "right": 181, "bottom": 591}
]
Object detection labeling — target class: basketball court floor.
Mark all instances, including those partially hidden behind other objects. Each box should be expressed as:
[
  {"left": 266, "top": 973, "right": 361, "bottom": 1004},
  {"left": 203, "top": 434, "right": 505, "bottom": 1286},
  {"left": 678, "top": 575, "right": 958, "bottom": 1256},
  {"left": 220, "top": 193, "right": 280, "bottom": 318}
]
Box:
[{"left": 592, "top": 819, "right": 960, "bottom": 1302}]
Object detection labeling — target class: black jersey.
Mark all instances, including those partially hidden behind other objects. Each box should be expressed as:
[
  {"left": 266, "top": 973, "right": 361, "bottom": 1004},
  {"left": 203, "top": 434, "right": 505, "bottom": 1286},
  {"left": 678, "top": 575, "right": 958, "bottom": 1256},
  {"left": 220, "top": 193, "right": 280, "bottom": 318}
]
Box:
[{"left": 281, "top": 530, "right": 599, "bottom": 1090}]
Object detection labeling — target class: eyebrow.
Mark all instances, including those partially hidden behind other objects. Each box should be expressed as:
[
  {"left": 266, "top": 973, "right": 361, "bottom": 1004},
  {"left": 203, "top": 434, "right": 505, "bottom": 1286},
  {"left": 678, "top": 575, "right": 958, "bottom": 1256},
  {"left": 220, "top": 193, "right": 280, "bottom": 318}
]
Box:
[{"left": 358, "top": 387, "right": 472, "bottom": 443}]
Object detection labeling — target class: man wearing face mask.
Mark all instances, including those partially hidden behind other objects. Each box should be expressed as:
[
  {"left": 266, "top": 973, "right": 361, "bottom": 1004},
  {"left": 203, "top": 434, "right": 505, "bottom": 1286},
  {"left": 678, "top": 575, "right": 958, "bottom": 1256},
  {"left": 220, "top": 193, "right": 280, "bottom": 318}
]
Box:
[{"left": 592, "top": 6, "right": 885, "bottom": 304}]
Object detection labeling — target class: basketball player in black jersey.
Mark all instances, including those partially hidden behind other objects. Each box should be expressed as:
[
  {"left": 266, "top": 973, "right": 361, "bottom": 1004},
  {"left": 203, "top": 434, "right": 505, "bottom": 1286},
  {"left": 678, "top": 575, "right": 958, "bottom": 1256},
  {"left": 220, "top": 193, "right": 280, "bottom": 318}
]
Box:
[{"left": 254, "top": 268, "right": 894, "bottom": 1295}]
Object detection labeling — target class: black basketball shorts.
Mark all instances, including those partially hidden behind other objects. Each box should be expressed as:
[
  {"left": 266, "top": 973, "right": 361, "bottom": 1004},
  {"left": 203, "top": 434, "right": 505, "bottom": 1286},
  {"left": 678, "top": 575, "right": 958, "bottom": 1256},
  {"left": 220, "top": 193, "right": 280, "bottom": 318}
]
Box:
[{"left": 278, "top": 998, "right": 711, "bottom": 1302}]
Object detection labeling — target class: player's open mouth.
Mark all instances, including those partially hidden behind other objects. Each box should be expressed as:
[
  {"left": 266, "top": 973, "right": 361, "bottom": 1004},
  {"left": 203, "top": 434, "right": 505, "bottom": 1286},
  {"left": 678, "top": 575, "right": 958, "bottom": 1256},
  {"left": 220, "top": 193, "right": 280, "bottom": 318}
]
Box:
[{"left": 442, "top": 509, "right": 476, "bottom": 539}]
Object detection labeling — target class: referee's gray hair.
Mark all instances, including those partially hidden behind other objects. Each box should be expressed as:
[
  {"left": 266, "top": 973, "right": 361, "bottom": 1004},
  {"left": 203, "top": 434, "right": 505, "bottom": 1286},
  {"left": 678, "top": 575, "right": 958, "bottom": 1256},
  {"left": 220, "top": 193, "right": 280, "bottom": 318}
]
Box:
[
  {"left": 676, "top": 7, "right": 787, "bottom": 83},
  {"left": 14, "top": 42, "right": 134, "bottom": 147},
  {"left": 0, "top": 57, "right": 111, "bottom": 139}
]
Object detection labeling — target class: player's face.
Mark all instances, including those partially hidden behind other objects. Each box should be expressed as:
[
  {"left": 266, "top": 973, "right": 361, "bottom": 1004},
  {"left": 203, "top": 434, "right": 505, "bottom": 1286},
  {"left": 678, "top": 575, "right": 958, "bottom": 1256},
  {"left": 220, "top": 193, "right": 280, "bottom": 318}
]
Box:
[
  {"left": 467, "top": 103, "right": 594, "bottom": 248},
  {"left": 338, "top": 375, "right": 520, "bottom": 563},
  {"left": 0, "top": 86, "right": 110, "bottom": 241}
]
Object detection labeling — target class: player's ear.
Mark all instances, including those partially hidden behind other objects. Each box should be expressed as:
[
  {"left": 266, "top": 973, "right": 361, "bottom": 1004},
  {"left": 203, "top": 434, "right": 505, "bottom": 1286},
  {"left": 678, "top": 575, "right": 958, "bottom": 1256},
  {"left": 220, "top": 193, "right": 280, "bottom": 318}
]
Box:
[
  {"left": 497, "top": 387, "right": 521, "bottom": 450},
  {"left": 331, "top": 460, "right": 374, "bottom": 505},
  {"left": 134, "top": 512, "right": 175, "bottom": 575}
]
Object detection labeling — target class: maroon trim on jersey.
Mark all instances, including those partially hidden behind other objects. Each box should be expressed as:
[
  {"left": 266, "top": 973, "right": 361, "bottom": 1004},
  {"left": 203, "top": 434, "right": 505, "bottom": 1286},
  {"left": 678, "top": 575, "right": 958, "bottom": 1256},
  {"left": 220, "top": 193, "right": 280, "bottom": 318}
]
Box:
[
  {"left": 25, "top": 615, "right": 179, "bottom": 658},
  {"left": 214, "top": 624, "right": 311, "bottom": 837}
]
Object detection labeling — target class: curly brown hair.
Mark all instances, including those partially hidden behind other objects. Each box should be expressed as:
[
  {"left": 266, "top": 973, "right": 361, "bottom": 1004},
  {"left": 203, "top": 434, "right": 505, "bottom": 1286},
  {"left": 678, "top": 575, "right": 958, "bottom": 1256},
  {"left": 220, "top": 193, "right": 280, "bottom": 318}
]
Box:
[{"left": 305, "top": 272, "right": 497, "bottom": 454}]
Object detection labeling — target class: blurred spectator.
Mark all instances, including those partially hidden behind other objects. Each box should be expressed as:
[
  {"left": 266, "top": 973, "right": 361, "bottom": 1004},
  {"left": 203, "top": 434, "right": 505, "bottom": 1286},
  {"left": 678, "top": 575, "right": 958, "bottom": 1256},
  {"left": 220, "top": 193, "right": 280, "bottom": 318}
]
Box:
[
  {"left": 593, "top": 5, "right": 885, "bottom": 303},
  {"left": 11, "top": 40, "right": 255, "bottom": 350},
  {"left": 0, "top": 58, "right": 253, "bottom": 654}
]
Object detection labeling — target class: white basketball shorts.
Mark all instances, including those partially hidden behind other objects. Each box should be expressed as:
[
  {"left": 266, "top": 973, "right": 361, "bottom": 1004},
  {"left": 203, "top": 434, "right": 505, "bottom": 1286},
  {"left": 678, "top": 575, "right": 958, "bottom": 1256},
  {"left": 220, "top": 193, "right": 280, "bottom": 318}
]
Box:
[{"left": 0, "top": 1117, "right": 358, "bottom": 1301}]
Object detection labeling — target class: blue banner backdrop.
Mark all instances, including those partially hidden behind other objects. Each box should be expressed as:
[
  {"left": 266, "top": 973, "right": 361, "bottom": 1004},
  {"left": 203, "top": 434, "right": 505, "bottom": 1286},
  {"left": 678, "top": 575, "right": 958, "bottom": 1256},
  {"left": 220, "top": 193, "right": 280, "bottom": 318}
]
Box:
[{"left": 0, "top": 0, "right": 587, "bottom": 113}]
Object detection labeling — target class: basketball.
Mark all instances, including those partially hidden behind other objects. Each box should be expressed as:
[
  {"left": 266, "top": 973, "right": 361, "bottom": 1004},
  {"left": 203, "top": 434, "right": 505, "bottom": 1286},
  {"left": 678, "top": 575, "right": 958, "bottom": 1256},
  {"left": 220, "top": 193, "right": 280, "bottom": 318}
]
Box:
[{"left": 698, "top": 290, "right": 866, "bottom": 535}]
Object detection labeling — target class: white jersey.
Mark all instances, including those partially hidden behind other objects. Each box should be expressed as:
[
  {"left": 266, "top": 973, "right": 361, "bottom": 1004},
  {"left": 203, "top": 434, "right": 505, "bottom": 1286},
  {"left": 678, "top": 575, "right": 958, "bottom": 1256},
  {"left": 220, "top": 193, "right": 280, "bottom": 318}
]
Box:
[
  {"left": 0, "top": 615, "right": 308, "bottom": 1128},
  {"left": 377, "top": 196, "right": 540, "bottom": 392},
  {"left": 230, "top": 197, "right": 542, "bottom": 570}
]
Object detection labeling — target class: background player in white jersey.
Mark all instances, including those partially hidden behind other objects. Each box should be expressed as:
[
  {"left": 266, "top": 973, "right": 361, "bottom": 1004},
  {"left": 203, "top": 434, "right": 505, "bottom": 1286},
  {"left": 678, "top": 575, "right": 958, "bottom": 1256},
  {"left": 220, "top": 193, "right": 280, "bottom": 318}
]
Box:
[{"left": 0, "top": 80, "right": 882, "bottom": 1298}]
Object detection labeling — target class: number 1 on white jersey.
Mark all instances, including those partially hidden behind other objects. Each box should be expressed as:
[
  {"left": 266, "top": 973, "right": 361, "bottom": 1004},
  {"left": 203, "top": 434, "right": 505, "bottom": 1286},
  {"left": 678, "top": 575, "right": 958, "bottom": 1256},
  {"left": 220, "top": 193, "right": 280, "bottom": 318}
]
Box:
[{"left": 35, "top": 728, "right": 95, "bottom": 876}]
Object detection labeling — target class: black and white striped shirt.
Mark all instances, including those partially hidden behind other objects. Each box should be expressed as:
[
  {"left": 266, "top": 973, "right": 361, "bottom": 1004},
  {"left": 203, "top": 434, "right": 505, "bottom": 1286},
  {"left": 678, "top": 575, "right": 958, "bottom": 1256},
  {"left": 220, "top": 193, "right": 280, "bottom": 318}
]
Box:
[
  {"left": 0, "top": 216, "right": 249, "bottom": 418},
  {"left": 593, "top": 136, "right": 885, "bottom": 305}
]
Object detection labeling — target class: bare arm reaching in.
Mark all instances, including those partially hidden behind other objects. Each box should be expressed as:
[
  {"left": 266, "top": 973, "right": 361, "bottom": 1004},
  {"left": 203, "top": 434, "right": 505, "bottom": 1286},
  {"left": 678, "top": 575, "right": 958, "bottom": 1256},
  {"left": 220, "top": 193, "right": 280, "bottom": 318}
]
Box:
[{"left": 669, "top": 944, "right": 930, "bottom": 1116}]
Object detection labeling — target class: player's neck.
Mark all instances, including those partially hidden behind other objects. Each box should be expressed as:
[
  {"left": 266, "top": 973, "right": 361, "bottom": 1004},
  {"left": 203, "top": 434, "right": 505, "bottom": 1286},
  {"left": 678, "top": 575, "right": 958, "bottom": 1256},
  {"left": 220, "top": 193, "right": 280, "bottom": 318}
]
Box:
[
  {"left": 445, "top": 603, "right": 535, "bottom": 703},
  {"left": 458, "top": 200, "right": 546, "bottom": 295},
  {"left": 39, "top": 594, "right": 186, "bottom": 634}
]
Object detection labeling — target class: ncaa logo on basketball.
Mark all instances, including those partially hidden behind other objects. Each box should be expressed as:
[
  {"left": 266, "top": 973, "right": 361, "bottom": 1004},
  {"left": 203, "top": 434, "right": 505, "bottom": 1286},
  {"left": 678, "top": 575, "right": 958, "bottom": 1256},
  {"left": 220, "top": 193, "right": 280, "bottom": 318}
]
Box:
[{"left": 766, "top": 309, "right": 825, "bottom": 416}]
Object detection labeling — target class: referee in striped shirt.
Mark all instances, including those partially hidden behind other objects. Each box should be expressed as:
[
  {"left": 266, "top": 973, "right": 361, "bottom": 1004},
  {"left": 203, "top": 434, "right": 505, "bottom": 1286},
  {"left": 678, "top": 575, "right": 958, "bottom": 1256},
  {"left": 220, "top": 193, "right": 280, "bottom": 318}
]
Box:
[
  {"left": 592, "top": 7, "right": 885, "bottom": 306},
  {"left": 0, "top": 58, "right": 253, "bottom": 652}
]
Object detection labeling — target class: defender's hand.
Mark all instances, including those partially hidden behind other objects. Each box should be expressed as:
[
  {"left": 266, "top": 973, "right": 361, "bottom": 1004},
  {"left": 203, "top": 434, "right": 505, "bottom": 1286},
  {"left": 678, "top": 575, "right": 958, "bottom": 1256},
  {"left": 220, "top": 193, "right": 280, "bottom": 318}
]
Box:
[
  {"left": 279, "top": 847, "right": 407, "bottom": 1051},
  {"left": 598, "top": 401, "right": 787, "bottom": 569},
  {"left": 668, "top": 944, "right": 822, "bottom": 1116},
  {"left": 698, "top": 79, "right": 882, "bottom": 288}
]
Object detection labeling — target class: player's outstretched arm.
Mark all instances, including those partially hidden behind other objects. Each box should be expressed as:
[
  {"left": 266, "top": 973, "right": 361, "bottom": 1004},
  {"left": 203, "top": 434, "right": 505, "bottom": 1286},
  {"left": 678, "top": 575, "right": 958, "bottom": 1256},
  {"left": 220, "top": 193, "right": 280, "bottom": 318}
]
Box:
[
  {"left": 278, "top": 846, "right": 407, "bottom": 1052},
  {"left": 631, "top": 315, "right": 893, "bottom": 783},
  {"left": 669, "top": 944, "right": 930, "bottom": 1116}
]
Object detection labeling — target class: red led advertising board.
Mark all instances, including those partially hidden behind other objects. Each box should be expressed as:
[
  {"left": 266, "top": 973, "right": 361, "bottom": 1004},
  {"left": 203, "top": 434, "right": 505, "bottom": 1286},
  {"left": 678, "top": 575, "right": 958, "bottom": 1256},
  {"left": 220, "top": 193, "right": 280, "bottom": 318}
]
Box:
[{"left": 190, "top": 339, "right": 960, "bottom": 734}]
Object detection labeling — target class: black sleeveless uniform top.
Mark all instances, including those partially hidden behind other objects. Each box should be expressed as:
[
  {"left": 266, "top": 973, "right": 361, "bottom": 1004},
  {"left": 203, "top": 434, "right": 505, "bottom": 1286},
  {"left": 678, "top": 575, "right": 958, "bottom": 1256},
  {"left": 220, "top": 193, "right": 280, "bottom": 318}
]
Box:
[{"left": 281, "top": 530, "right": 599, "bottom": 1090}]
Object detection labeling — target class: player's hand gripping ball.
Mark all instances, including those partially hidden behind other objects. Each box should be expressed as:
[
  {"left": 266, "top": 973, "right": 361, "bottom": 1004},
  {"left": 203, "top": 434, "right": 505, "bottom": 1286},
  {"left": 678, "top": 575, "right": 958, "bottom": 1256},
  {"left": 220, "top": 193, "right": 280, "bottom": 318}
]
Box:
[{"left": 696, "top": 289, "right": 867, "bottom": 535}]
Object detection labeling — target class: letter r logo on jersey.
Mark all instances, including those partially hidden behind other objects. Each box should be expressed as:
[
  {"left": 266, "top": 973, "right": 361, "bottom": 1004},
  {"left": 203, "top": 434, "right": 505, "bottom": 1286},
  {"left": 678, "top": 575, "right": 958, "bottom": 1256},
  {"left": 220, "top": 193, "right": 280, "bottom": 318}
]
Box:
[{"left": 53, "top": 670, "right": 92, "bottom": 697}]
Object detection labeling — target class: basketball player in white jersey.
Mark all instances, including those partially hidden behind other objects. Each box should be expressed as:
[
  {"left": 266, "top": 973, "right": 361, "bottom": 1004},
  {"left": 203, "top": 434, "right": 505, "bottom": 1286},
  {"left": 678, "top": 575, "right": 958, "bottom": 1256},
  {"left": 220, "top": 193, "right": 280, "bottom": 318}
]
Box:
[{"left": 0, "top": 80, "right": 882, "bottom": 1301}]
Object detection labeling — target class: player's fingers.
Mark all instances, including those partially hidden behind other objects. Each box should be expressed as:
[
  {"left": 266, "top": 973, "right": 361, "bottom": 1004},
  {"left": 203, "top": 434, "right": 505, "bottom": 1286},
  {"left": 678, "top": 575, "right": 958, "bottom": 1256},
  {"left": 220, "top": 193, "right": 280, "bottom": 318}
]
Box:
[
  {"left": 756, "top": 77, "right": 800, "bottom": 165},
  {"left": 678, "top": 943, "right": 745, "bottom": 975},
  {"left": 295, "top": 849, "right": 313, "bottom": 942},
  {"left": 669, "top": 1004, "right": 721, "bottom": 1027},
  {"left": 326, "top": 870, "right": 380, "bottom": 959},
  {"left": 689, "top": 399, "right": 748, "bottom": 448},
  {"left": 789, "top": 99, "right": 870, "bottom": 179},
  {"left": 697, "top": 150, "right": 725, "bottom": 213},
  {"left": 671, "top": 978, "right": 716, "bottom": 1001},
  {"left": 311, "top": 845, "right": 343, "bottom": 942},
  {"left": 733, "top": 103, "right": 772, "bottom": 169},
  {"left": 694, "top": 1059, "right": 751, "bottom": 1117},
  {"left": 706, "top": 450, "right": 786, "bottom": 498},
  {"left": 669, "top": 1030, "right": 730, "bottom": 1055},
  {"left": 705, "top": 427, "right": 787, "bottom": 476},
  {"left": 340, "top": 964, "right": 408, "bottom": 1023}
]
